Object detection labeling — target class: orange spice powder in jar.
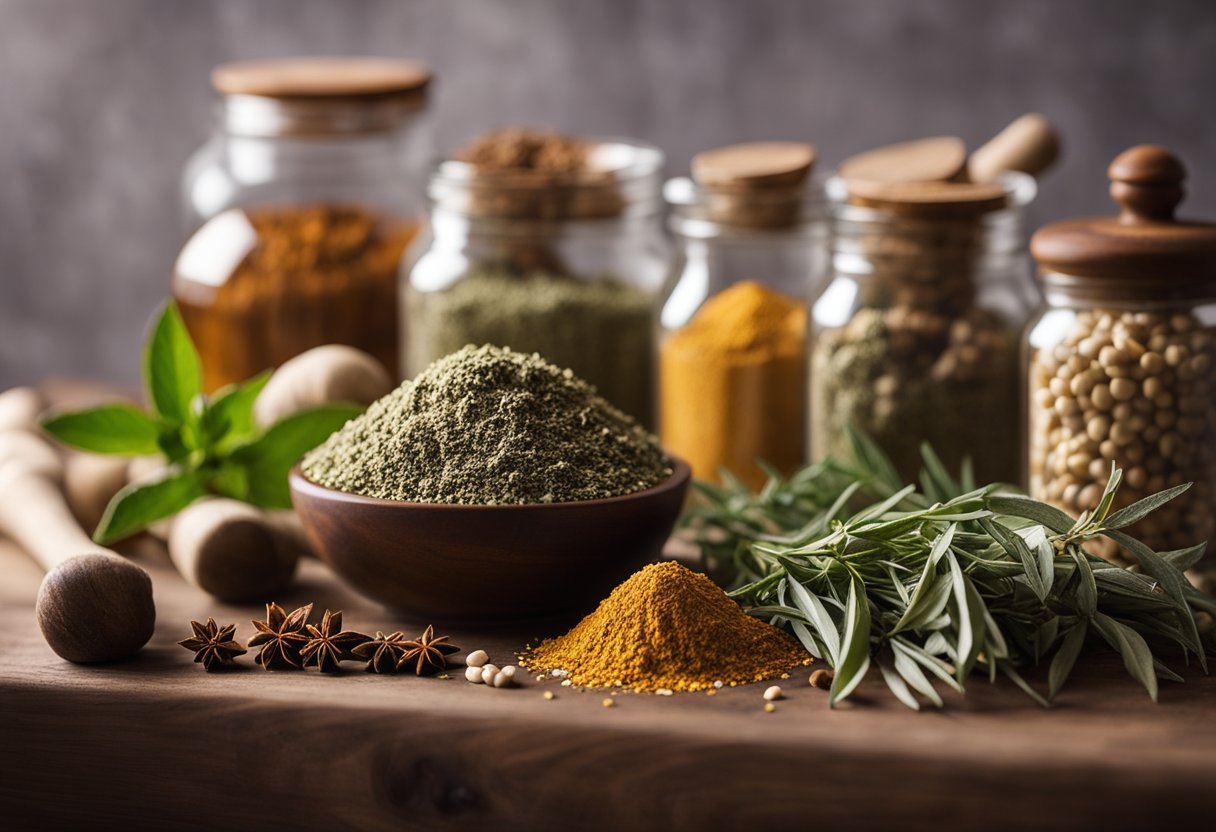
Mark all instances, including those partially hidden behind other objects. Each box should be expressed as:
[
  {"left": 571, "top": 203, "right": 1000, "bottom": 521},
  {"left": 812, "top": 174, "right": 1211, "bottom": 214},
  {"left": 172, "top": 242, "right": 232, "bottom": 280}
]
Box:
[
  {"left": 174, "top": 204, "right": 418, "bottom": 390},
  {"left": 660, "top": 281, "right": 807, "bottom": 490}
]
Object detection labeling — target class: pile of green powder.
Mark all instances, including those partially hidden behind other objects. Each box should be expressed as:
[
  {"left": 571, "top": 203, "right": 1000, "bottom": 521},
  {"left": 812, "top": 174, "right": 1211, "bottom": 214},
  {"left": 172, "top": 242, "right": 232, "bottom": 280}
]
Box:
[
  {"left": 301, "top": 345, "right": 672, "bottom": 505},
  {"left": 405, "top": 266, "right": 656, "bottom": 425}
]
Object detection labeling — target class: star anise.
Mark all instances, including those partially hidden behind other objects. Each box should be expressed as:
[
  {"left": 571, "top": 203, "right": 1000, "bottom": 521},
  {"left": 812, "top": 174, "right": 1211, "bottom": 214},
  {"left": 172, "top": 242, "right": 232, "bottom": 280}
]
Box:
[
  {"left": 397, "top": 625, "right": 460, "bottom": 676},
  {"left": 301, "top": 610, "right": 369, "bottom": 674},
  {"left": 352, "top": 631, "right": 411, "bottom": 673},
  {"left": 177, "top": 618, "right": 246, "bottom": 671},
  {"left": 248, "top": 602, "right": 312, "bottom": 670}
]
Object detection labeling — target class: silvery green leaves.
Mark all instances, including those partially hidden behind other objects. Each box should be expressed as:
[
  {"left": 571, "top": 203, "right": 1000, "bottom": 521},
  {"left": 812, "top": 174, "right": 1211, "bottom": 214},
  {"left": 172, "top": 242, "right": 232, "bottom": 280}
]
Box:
[
  {"left": 40, "top": 301, "right": 363, "bottom": 544},
  {"left": 711, "top": 442, "right": 1212, "bottom": 710}
]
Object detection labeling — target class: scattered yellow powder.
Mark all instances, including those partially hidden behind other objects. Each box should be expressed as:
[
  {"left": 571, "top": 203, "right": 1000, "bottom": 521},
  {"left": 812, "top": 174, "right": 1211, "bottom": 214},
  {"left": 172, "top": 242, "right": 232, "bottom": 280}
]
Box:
[
  {"left": 660, "top": 281, "right": 807, "bottom": 489},
  {"left": 519, "top": 561, "right": 812, "bottom": 692}
]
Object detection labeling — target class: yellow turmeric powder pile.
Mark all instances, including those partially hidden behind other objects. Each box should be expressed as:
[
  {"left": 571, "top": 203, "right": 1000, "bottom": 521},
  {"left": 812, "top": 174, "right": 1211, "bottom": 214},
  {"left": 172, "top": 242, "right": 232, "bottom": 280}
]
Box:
[
  {"left": 519, "top": 561, "right": 811, "bottom": 692},
  {"left": 660, "top": 281, "right": 807, "bottom": 490}
]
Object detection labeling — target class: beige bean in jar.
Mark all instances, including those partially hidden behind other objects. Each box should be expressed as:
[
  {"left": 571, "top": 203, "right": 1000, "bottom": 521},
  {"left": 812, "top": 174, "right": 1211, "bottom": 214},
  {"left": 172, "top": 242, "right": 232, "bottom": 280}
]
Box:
[{"left": 1028, "top": 308, "right": 1216, "bottom": 562}]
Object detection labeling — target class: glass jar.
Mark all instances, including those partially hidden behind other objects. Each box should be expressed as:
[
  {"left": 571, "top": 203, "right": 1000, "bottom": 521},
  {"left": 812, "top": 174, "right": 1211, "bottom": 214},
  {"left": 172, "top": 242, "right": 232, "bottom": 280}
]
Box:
[
  {"left": 405, "top": 136, "right": 666, "bottom": 425},
  {"left": 658, "top": 142, "right": 827, "bottom": 488},
  {"left": 175, "top": 58, "right": 432, "bottom": 390},
  {"left": 810, "top": 174, "right": 1038, "bottom": 483},
  {"left": 1026, "top": 145, "right": 1216, "bottom": 563}
]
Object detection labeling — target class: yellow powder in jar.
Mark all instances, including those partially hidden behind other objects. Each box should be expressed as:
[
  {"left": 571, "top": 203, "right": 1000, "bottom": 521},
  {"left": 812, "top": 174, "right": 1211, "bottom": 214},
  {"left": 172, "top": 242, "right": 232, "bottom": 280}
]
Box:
[
  {"left": 518, "top": 561, "right": 812, "bottom": 692},
  {"left": 660, "top": 280, "right": 807, "bottom": 489}
]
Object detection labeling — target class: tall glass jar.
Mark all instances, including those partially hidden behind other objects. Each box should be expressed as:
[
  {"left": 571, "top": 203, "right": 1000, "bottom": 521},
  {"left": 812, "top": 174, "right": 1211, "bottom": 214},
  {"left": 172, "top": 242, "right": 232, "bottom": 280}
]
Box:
[
  {"left": 1026, "top": 145, "right": 1216, "bottom": 564},
  {"left": 405, "top": 134, "right": 666, "bottom": 425},
  {"left": 175, "top": 58, "right": 432, "bottom": 390},
  {"left": 810, "top": 175, "right": 1038, "bottom": 483},
  {"left": 659, "top": 142, "right": 826, "bottom": 488}
]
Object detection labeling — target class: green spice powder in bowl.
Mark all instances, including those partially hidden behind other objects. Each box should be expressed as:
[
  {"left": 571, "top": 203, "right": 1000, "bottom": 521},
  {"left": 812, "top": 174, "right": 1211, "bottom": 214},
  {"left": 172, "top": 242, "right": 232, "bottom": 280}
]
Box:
[{"left": 291, "top": 345, "right": 689, "bottom": 622}]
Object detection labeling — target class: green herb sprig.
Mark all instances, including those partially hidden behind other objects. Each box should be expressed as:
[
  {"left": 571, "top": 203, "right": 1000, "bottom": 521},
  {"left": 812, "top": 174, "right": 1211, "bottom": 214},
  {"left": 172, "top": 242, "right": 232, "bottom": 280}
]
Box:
[
  {"left": 686, "top": 428, "right": 1215, "bottom": 709},
  {"left": 42, "top": 302, "right": 361, "bottom": 544}
]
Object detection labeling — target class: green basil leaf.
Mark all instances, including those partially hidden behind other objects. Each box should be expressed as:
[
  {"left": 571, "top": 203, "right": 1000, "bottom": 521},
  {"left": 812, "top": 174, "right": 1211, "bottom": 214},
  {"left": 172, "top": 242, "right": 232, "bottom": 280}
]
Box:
[
  {"left": 41, "top": 404, "right": 161, "bottom": 455},
  {"left": 93, "top": 467, "right": 207, "bottom": 544},
  {"left": 143, "top": 301, "right": 203, "bottom": 425},
  {"left": 230, "top": 404, "right": 361, "bottom": 508},
  {"left": 203, "top": 371, "right": 272, "bottom": 451}
]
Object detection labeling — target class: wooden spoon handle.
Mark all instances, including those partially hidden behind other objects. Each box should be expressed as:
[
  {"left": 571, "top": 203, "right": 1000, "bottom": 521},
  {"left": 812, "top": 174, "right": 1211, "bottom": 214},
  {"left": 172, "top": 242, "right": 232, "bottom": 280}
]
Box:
[
  {"left": 0, "top": 467, "right": 111, "bottom": 570},
  {"left": 969, "top": 113, "right": 1060, "bottom": 183}
]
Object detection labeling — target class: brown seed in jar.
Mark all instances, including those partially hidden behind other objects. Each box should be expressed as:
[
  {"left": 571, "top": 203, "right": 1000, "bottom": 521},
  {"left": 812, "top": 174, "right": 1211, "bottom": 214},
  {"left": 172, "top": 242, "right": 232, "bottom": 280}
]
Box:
[
  {"left": 1066, "top": 453, "right": 1090, "bottom": 478},
  {"left": 1090, "top": 384, "right": 1114, "bottom": 410},
  {"left": 1085, "top": 415, "right": 1110, "bottom": 442},
  {"left": 1116, "top": 335, "right": 1146, "bottom": 359},
  {"left": 1086, "top": 457, "right": 1108, "bottom": 480},
  {"left": 1164, "top": 345, "right": 1189, "bottom": 367},
  {"left": 1077, "top": 483, "right": 1104, "bottom": 509},
  {"left": 1098, "top": 345, "right": 1122, "bottom": 367},
  {"left": 1049, "top": 377, "right": 1068, "bottom": 397},
  {"left": 1142, "top": 377, "right": 1163, "bottom": 399},
  {"left": 1109, "top": 422, "right": 1136, "bottom": 446},
  {"left": 1054, "top": 397, "right": 1080, "bottom": 417},
  {"left": 1099, "top": 439, "right": 1118, "bottom": 459},
  {"left": 1062, "top": 482, "right": 1081, "bottom": 506},
  {"left": 1190, "top": 353, "right": 1212, "bottom": 375},
  {"left": 1125, "top": 466, "right": 1148, "bottom": 490},
  {"left": 1069, "top": 371, "right": 1097, "bottom": 397},
  {"left": 1140, "top": 352, "right": 1166, "bottom": 373},
  {"left": 1109, "top": 378, "right": 1137, "bottom": 401}
]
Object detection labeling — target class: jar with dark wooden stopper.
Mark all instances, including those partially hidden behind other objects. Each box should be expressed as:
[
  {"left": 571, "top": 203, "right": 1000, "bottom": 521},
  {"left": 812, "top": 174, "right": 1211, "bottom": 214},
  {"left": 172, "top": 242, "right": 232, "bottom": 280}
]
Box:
[
  {"left": 1027, "top": 145, "right": 1216, "bottom": 564},
  {"left": 658, "top": 142, "right": 826, "bottom": 488},
  {"left": 175, "top": 57, "right": 432, "bottom": 390}
]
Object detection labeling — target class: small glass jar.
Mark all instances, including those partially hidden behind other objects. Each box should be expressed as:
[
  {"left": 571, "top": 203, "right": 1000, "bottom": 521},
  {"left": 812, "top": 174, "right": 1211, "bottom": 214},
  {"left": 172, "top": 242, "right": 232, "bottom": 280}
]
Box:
[
  {"left": 1026, "top": 145, "right": 1216, "bottom": 563},
  {"left": 809, "top": 175, "right": 1038, "bottom": 483},
  {"left": 658, "top": 142, "right": 826, "bottom": 487},
  {"left": 175, "top": 58, "right": 432, "bottom": 390},
  {"left": 405, "top": 136, "right": 666, "bottom": 425}
]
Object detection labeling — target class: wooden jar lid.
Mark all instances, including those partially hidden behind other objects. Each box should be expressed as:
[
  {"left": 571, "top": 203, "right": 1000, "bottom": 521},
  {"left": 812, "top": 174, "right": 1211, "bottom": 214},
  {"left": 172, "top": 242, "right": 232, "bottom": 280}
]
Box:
[
  {"left": 212, "top": 57, "right": 432, "bottom": 101},
  {"left": 692, "top": 142, "right": 816, "bottom": 189},
  {"left": 1031, "top": 145, "right": 1216, "bottom": 285},
  {"left": 838, "top": 136, "right": 967, "bottom": 186},
  {"left": 847, "top": 179, "right": 1009, "bottom": 218},
  {"left": 690, "top": 142, "right": 816, "bottom": 228}
]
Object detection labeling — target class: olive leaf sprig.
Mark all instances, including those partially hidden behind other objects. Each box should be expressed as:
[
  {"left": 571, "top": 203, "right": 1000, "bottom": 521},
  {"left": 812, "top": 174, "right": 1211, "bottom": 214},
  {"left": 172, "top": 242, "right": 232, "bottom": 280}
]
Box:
[
  {"left": 41, "top": 301, "right": 361, "bottom": 544},
  {"left": 686, "top": 429, "right": 1214, "bottom": 709}
]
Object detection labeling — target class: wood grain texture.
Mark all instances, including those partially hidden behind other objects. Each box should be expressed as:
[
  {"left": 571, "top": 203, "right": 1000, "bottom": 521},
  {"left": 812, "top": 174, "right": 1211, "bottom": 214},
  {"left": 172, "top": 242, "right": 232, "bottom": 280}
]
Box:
[{"left": 1, "top": 537, "right": 1215, "bottom": 831}]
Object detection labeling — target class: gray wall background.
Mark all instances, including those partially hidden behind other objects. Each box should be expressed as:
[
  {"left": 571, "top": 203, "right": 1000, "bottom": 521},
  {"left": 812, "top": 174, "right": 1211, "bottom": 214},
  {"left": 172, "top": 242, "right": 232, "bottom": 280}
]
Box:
[{"left": 2, "top": 0, "right": 1215, "bottom": 389}]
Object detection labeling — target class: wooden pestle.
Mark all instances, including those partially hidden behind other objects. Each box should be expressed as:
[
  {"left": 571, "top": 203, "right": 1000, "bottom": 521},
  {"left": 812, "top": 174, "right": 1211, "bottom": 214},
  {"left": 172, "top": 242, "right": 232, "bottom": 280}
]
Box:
[
  {"left": 968, "top": 113, "right": 1060, "bottom": 183},
  {"left": 167, "top": 497, "right": 301, "bottom": 601},
  {"left": 0, "top": 431, "right": 155, "bottom": 663}
]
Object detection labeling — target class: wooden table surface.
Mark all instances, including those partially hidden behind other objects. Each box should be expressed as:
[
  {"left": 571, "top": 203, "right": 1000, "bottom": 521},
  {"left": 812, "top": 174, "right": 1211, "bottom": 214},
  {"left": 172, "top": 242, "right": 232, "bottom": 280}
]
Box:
[{"left": 1, "top": 534, "right": 1214, "bottom": 832}]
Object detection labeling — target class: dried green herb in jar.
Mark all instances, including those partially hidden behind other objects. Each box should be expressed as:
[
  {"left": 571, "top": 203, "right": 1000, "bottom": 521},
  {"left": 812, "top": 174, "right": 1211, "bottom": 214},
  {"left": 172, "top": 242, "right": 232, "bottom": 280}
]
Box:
[
  {"left": 809, "top": 178, "right": 1033, "bottom": 484},
  {"left": 302, "top": 344, "right": 671, "bottom": 504},
  {"left": 406, "top": 266, "right": 654, "bottom": 425}
]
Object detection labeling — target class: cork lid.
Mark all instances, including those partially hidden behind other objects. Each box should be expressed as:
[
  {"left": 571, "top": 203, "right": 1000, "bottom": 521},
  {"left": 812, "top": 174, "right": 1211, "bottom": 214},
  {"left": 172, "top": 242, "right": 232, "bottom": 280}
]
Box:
[
  {"left": 691, "top": 142, "right": 816, "bottom": 189},
  {"left": 212, "top": 57, "right": 431, "bottom": 103},
  {"left": 838, "top": 136, "right": 968, "bottom": 186},
  {"left": 687, "top": 142, "right": 817, "bottom": 229},
  {"left": 1031, "top": 145, "right": 1216, "bottom": 286},
  {"left": 846, "top": 179, "right": 1010, "bottom": 219}
]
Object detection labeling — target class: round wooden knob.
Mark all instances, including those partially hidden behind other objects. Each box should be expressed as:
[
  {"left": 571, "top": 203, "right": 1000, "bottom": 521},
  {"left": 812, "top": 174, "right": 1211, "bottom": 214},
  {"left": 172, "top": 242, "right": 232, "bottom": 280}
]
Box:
[{"left": 1108, "top": 145, "right": 1186, "bottom": 223}]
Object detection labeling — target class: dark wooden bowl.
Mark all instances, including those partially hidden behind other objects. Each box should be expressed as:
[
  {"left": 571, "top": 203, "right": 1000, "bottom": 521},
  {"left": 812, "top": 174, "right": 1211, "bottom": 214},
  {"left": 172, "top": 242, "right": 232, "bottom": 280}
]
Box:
[{"left": 289, "top": 459, "right": 691, "bottom": 623}]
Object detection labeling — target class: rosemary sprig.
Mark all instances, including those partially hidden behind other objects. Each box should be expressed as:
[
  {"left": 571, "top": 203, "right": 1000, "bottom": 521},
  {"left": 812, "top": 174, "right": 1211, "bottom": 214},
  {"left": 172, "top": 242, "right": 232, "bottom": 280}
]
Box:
[{"left": 684, "top": 430, "right": 1214, "bottom": 709}]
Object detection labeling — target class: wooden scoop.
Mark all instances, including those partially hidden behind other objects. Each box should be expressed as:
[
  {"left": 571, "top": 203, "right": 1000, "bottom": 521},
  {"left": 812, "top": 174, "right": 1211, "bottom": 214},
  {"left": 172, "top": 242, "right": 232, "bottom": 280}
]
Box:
[{"left": 0, "top": 432, "right": 155, "bottom": 663}]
